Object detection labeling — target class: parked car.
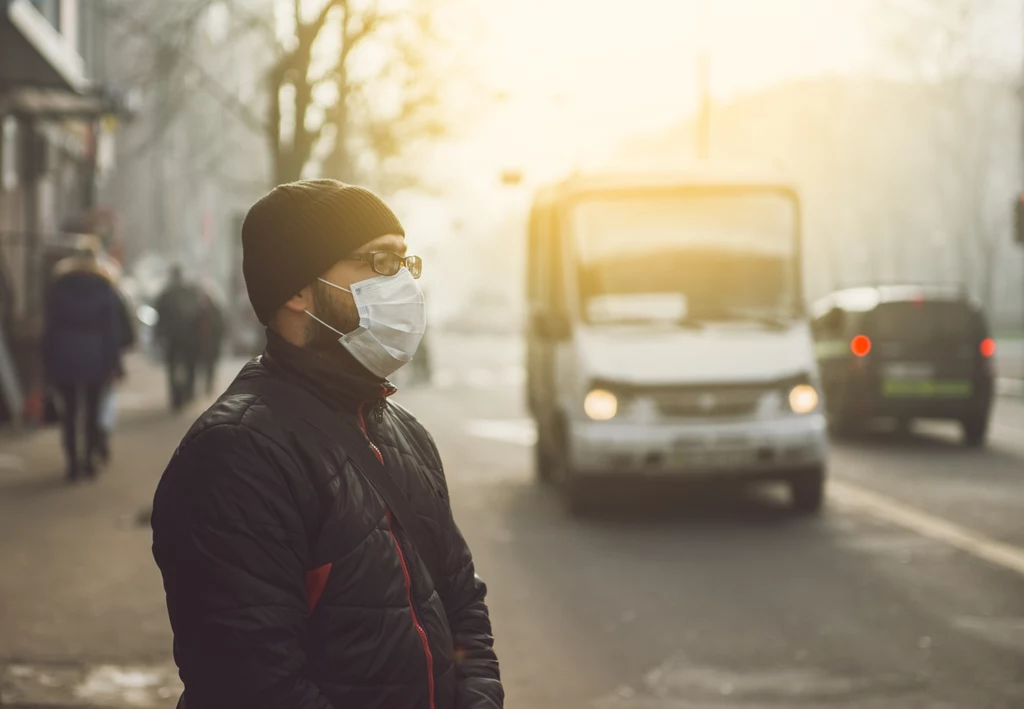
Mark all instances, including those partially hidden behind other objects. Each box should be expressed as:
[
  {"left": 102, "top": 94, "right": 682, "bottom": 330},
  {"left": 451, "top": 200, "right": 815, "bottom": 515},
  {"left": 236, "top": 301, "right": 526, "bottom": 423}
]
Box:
[{"left": 810, "top": 286, "right": 995, "bottom": 446}]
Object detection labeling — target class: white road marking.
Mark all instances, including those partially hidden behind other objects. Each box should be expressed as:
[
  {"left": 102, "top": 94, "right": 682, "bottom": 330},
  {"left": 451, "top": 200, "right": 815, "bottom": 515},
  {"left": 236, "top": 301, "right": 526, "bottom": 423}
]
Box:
[
  {"left": 0, "top": 453, "right": 25, "bottom": 471},
  {"left": 830, "top": 481, "right": 1024, "bottom": 578},
  {"left": 991, "top": 422, "right": 1023, "bottom": 439},
  {"left": 464, "top": 417, "right": 1024, "bottom": 578},
  {"left": 465, "top": 419, "right": 538, "bottom": 447},
  {"left": 432, "top": 366, "right": 525, "bottom": 391},
  {"left": 116, "top": 391, "right": 151, "bottom": 411},
  {"left": 433, "top": 370, "right": 456, "bottom": 389},
  {"left": 996, "top": 378, "right": 1023, "bottom": 397},
  {"left": 953, "top": 616, "right": 1024, "bottom": 652}
]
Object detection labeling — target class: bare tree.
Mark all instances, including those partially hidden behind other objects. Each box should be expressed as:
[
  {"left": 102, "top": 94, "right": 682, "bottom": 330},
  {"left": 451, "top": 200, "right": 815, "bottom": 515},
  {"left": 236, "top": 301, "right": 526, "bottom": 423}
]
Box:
[
  {"left": 876, "top": 0, "right": 1019, "bottom": 309},
  {"left": 104, "top": 0, "right": 447, "bottom": 188},
  {"left": 257, "top": 0, "right": 446, "bottom": 185}
]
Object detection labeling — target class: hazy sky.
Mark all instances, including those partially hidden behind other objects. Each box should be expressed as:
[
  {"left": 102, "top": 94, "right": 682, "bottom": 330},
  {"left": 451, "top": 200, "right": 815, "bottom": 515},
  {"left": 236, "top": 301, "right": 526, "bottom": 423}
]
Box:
[
  {"left": 448, "top": 0, "right": 874, "bottom": 181},
  {"left": 398, "top": 0, "right": 1023, "bottom": 313},
  {"left": 398, "top": 0, "right": 880, "bottom": 309},
  {"left": 423, "top": 0, "right": 1022, "bottom": 185},
  {"left": 407, "top": 0, "right": 877, "bottom": 251}
]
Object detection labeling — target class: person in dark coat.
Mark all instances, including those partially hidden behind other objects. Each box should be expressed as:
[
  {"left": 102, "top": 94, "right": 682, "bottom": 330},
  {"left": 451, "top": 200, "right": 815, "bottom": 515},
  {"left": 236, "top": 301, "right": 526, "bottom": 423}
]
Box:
[
  {"left": 155, "top": 266, "right": 203, "bottom": 410},
  {"left": 151, "top": 180, "right": 503, "bottom": 709},
  {"left": 43, "top": 246, "right": 124, "bottom": 480},
  {"left": 195, "top": 288, "right": 225, "bottom": 395}
]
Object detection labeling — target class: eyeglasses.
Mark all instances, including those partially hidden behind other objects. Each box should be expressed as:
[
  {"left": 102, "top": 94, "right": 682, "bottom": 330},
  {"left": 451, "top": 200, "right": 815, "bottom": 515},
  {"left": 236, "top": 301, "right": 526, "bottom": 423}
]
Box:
[{"left": 347, "top": 252, "right": 423, "bottom": 279}]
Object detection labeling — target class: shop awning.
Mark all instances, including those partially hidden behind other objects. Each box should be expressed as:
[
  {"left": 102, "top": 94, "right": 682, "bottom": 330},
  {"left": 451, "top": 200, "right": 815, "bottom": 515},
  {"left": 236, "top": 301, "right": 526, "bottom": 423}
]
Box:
[{"left": 0, "top": 0, "right": 118, "bottom": 118}]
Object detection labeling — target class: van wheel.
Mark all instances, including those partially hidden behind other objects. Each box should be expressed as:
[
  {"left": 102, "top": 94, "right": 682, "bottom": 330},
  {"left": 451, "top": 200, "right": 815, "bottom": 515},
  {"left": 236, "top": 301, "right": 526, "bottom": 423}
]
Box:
[
  {"left": 961, "top": 416, "right": 989, "bottom": 448},
  {"left": 534, "top": 439, "right": 554, "bottom": 484},
  {"left": 562, "top": 472, "right": 598, "bottom": 517},
  {"left": 790, "top": 467, "right": 826, "bottom": 514},
  {"left": 548, "top": 420, "right": 595, "bottom": 516}
]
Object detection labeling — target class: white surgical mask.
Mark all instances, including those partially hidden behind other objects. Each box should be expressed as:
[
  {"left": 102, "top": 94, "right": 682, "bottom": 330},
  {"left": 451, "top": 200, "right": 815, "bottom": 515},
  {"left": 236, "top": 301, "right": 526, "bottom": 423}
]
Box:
[{"left": 305, "top": 268, "right": 426, "bottom": 379}]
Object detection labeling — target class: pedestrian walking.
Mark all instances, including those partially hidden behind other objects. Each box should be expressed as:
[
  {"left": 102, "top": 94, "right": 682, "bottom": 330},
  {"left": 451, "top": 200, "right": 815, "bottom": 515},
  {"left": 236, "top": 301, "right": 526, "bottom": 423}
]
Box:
[
  {"left": 154, "top": 266, "right": 202, "bottom": 410},
  {"left": 152, "top": 180, "right": 503, "bottom": 709},
  {"left": 195, "top": 288, "right": 225, "bottom": 395},
  {"left": 43, "top": 241, "right": 124, "bottom": 481}
]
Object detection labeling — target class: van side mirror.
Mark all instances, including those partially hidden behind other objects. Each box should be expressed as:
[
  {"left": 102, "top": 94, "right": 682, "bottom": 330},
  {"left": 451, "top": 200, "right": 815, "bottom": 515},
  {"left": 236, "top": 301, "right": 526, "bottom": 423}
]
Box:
[{"left": 532, "top": 309, "right": 572, "bottom": 341}]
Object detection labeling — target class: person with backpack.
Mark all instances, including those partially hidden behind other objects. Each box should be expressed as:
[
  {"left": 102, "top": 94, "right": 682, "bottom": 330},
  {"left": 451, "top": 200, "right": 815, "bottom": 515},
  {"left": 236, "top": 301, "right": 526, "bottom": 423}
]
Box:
[{"left": 151, "top": 180, "right": 503, "bottom": 709}]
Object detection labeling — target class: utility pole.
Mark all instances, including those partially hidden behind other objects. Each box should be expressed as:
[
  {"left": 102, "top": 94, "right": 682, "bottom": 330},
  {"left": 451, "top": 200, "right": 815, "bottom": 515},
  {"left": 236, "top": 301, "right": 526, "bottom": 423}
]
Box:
[
  {"left": 1018, "top": 1, "right": 1024, "bottom": 342},
  {"left": 152, "top": 44, "right": 173, "bottom": 254},
  {"left": 696, "top": 51, "right": 711, "bottom": 160}
]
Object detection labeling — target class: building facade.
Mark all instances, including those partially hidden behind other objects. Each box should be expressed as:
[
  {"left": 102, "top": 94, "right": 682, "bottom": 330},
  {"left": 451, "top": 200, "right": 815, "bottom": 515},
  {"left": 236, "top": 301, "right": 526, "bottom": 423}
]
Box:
[{"left": 0, "top": 0, "right": 124, "bottom": 423}]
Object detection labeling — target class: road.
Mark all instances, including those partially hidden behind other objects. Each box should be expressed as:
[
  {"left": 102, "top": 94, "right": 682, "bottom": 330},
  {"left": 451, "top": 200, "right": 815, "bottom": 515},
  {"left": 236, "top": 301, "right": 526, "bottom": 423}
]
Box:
[{"left": 1, "top": 333, "right": 1023, "bottom": 708}]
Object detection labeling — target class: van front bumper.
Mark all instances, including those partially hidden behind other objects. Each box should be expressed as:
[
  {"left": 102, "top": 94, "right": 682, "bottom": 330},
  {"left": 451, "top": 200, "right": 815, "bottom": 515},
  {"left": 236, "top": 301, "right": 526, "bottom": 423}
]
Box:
[{"left": 567, "top": 414, "right": 828, "bottom": 479}]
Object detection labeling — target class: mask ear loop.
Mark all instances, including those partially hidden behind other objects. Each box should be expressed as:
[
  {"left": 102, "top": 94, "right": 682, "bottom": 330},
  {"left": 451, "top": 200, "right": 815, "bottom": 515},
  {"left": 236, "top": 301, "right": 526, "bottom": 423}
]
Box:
[
  {"left": 318, "top": 278, "right": 352, "bottom": 294},
  {"left": 305, "top": 309, "right": 346, "bottom": 338},
  {"left": 306, "top": 278, "right": 354, "bottom": 337}
]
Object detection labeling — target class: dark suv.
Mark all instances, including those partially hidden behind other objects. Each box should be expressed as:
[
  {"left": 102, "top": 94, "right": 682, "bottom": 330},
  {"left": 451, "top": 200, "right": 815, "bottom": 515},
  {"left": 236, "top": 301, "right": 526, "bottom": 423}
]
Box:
[{"left": 811, "top": 286, "right": 995, "bottom": 446}]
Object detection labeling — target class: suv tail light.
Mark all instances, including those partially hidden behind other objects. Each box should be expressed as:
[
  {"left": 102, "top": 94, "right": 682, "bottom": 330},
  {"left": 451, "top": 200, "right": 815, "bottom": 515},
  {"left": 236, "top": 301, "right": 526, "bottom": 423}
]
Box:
[
  {"left": 850, "top": 334, "right": 872, "bottom": 357},
  {"left": 980, "top": 338, "right": 996, "bottom": 358}
]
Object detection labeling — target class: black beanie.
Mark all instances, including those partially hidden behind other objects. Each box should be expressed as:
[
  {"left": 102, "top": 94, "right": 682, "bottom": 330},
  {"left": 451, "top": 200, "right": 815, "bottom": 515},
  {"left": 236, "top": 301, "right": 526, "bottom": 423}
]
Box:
[{"left": 241, "top": 179, "right": 405, "bottom": 325}]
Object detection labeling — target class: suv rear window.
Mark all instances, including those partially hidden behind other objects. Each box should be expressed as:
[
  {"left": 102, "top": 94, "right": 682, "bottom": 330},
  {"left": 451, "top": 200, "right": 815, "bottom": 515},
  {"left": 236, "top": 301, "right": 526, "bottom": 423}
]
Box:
[{"left": 869, "top": 302, "right": 982, "bottom": 343}]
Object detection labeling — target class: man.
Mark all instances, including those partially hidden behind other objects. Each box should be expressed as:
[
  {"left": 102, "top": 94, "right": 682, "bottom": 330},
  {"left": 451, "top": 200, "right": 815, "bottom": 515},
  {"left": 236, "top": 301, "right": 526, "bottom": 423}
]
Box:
[
  {"left": 43, "top": 239, "right": 124, "bottom": 480},
  {"left": 151, "top": 180, "right": 503, "bottom": 709},
  {"left": 195, "top": 287, "right": 225, "bottom": 395},
  {"left": 154, "top": 266, "right": 202, "bottom": 410}
]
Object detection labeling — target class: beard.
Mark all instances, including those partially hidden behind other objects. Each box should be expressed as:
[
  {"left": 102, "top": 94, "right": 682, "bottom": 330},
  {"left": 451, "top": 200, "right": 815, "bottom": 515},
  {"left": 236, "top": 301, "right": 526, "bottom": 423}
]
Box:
[{"left": 305, "top": 280, "right": 360, "bottom": 359}]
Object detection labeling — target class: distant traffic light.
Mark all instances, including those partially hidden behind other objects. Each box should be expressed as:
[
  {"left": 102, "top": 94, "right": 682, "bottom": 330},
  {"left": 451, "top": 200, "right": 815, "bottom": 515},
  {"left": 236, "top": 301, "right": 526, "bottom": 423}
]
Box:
[{"left": 500, "top": 170, "right": 523, "bottom": 186}]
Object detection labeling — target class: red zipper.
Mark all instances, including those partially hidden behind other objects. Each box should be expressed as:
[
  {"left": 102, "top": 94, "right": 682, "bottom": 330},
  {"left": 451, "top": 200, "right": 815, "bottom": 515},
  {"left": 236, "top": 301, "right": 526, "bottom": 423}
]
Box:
[
  {"left": 357, "top": 403, "right": 436, "bottom": 709},
  {"left": 387, "top": 510, "right": 437, "bottom": 709}
]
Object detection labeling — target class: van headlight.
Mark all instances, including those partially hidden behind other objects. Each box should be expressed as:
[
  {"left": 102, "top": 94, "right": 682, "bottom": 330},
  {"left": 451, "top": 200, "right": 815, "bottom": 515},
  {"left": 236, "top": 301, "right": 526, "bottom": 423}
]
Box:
[
  {"left": 788, "top": 384, "right": 820, "bottom": 414},
  {"left": 584, "top": 389, "right": 618, "bottom": 421}
]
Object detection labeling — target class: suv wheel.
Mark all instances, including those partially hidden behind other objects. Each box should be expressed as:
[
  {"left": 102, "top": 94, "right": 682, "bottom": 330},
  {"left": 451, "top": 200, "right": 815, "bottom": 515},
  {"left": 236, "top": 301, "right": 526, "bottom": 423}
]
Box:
[
  {"left": 961, "top": 415, "right": 989, "bottom": 448},
  {"left": 534, "top": 430, "right": 554, "bottom": 484},
  {"left": 563, "top": 478, "right": 597, "bottom": 517},
  {"left": 790, "top": 467, "right": 826, "bottom": 514}
]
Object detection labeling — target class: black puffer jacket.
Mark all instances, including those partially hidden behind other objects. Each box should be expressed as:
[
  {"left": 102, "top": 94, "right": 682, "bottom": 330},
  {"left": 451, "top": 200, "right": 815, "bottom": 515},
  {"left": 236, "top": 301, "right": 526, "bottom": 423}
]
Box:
[{"left": 152, "top": 331, "right": 503, "bottom": 709}]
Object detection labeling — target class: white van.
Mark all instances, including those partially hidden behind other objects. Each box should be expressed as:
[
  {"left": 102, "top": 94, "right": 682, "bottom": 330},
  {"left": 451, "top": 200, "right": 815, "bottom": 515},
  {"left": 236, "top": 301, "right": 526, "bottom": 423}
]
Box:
[{"left": 525, "top": 169, "right": 828, "bottom": 513}]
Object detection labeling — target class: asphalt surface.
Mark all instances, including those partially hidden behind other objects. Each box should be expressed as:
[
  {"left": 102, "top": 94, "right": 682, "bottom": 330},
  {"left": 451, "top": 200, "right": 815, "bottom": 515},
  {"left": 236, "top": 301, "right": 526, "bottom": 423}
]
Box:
[{"left": 1, "top": 334, "right": 1023, "bottom": 708}]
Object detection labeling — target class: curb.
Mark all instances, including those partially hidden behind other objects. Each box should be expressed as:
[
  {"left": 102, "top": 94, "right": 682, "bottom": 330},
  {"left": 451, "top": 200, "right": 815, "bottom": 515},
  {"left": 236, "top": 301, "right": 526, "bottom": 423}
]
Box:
[{"left": 997, "top": 378, "right": 1024, "bottom": 398}]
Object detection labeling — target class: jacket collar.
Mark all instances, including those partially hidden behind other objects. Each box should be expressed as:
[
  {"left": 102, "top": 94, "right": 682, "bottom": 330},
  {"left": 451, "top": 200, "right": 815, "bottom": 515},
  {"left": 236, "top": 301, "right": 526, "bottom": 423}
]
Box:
[{"left": 260, "top": 329, "right": 394, "bottom": 413}]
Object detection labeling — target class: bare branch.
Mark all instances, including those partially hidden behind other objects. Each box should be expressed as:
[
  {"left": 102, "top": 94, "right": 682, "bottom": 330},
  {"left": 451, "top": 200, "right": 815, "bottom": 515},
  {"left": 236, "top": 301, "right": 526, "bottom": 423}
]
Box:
[
  {"left": 102, "top": 0, "right": 269, "bottom": 136},
  {"left": 296, "top": 0, "right": 344, "bottom": 54}
]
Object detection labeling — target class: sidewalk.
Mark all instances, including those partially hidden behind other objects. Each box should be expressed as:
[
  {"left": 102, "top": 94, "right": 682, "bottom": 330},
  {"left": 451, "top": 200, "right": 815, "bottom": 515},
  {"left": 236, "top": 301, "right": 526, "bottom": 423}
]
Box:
[
  {"left": 996, "top": 338, "right": 1024, "bottom": 398},
  {"left": 0, "top": 354, "right": 235, "bottom": 708}
]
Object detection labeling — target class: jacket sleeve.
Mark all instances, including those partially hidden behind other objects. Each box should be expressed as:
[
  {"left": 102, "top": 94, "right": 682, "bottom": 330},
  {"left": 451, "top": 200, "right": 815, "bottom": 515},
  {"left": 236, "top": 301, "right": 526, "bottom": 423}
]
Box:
[
  {"left": 41, "top": 285, "right": 55, "bottom": 377},
  {"left": 428, "top": 440, "right": 504, "bottom": 709},
  {"left": 115, "top": 288, "right": 137, "bottom": 351},
  {"left": 104, "top": 286, "right": 124, "bottom": 377},
  {"left": 154, "top": 291, "right": 170, "bottom": 341},
  {"left": 152, "top": 424, "right": 335, "bottom": 709}
]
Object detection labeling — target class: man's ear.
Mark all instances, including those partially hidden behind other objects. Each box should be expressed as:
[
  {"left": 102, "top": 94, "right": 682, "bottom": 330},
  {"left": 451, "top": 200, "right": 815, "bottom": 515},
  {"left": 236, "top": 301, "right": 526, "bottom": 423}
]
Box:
[{"left": 283, "top": 284, "right": 313, "bottom": 314}]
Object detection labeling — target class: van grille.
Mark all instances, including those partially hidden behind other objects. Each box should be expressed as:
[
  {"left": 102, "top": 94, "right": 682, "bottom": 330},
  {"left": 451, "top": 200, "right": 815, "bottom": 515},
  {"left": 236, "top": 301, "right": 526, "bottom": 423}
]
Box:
[{"left": 652, "top": 385, "right": 769, "bottom": 419}]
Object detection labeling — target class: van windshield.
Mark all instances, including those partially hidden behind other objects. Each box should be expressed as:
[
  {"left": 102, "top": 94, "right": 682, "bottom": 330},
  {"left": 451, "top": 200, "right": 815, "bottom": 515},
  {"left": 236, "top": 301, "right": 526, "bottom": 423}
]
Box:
[{"left": 572, "top": 191, "right": 799, "bottom": 326}]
